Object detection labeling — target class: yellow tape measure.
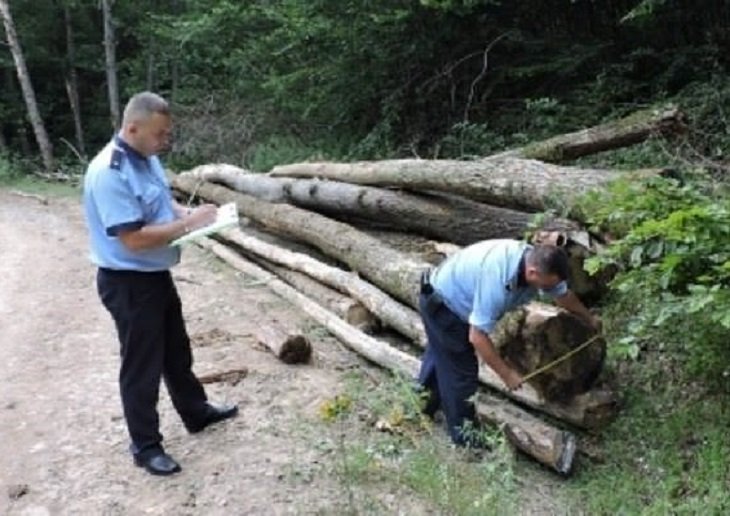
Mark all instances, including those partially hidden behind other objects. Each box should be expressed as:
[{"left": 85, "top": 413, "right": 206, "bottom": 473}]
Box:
[{"left": 521, "top": 333, "right": 603, "bottom": 383}]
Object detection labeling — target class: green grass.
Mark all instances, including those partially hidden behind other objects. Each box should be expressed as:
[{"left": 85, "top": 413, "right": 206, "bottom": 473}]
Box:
[
  {"left": 1, "top": 175, "right": 80, "bottom": 198},
  {"left": 318, "top": 372, "right": 519, "bottom": 515},
  {"left": 0, "top": 152, "right": 82, "bottom": 197},
  {"left": 564, "top": 354, "right": 730, "bottom": 515}
]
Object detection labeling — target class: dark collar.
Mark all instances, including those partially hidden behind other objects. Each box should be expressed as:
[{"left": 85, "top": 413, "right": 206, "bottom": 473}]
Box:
[
  {"left": 114, "top": 134, "right": 147, "bottom": 163},
  {"left": 516, "top": 252, "right": 528, "bottom": 288}
]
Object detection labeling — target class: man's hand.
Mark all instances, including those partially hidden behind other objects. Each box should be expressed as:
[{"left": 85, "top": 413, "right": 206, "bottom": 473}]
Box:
[
  {"left": 185, "top": 204, "right": 217, "bottom": 231},
  {"left": 502, "top": 368, "right": 524, "bottom": 391}
]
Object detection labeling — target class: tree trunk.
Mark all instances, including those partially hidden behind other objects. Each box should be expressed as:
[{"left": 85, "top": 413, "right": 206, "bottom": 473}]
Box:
[
  {"left": 216, "top": 228, "right": 616, "bottom": 429},
  {"left": 196, "top": 237, "right": 577, "bottom": 475},
  {"left": 183, "top": 165, "right": 579, "bottom": 245},
  {"left": 254, "top": 320, "right": 312, "bottom": 364},
  {"left": 64, "top": 4, "right": 86, "bottom": 157},
  {"left": 0, "top": 130, "right": 7, "bottom": 153},
  {"left": 146, "top": 35, "right": 156, "bottom": 91},
  {"left": 269, "top": 157, "right": 660, "bottom": 217},
  {"left": 491, "top": 105, "right": 684, "bottom": 162},
  {"left": 219, "top": 227, "right": 426, "bottom": 347},
  {"left": 492, "top": 303, "right": 607, "bottom": 403},
  {"left": 253, "top": 257, "right": 377, "bottom": 331},
  {"left": 172, "top": 175, "right": 425, "bottom": 307},
  {"left": 0, "top": 0, "right": 54, "bottom": 172},
  {"left": 101, "top": 0, "right": 120, "bottom": 130}
]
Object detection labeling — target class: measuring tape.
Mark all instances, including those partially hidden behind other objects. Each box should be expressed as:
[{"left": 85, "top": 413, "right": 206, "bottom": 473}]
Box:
[{"left": 520, "top": 333, "right": 603, "bottom": 383}]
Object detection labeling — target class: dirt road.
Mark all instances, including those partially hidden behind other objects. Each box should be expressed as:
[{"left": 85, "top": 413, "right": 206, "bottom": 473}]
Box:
[{"left": 0, "top": 189, "right": 362, "bottom": 515}]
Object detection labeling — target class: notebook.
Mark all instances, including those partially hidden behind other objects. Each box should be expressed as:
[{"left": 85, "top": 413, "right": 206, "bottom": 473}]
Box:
[{"left": 170, "top": 202, "right": 239, "bottom": 246}]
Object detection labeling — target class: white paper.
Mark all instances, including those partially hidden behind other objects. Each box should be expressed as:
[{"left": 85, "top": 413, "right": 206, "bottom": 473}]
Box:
[{"left": 170, "top": 202, "right": 239, "bottom": 246}]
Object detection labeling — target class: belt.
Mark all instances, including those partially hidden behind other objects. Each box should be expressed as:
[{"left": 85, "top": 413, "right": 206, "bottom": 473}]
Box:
[{"left": 420, "top": 269, "right": 434, "bottom": 295}]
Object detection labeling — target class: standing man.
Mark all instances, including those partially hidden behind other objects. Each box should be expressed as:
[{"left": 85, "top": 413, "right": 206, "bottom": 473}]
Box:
[
  {"left": 418, "top": 239, "right": 599, "bottom": 447},
  {"left": 83, "top": 92, "right": 238, "bottom": 476}
]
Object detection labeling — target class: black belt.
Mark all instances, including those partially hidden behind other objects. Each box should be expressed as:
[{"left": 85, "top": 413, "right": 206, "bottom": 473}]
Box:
[
  {"left": 98, "top": 267, "right": 170, "bottom": 277},
  {"left": 420, "top": 269, "right": 434, "bottom": 295}
]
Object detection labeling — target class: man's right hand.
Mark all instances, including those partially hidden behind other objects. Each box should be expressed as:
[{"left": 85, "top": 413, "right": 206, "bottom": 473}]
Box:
[
  {"left": 186, "top": 204, "right": 217, "bottom": 230},
  {"left": 502, "top": 368, "right": 524, "bottom": 391}
]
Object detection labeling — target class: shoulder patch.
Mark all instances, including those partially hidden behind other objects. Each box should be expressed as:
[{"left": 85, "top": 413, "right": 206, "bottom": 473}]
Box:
[{"left": 110, "top": 148, "right": 124, "bottom": 170}]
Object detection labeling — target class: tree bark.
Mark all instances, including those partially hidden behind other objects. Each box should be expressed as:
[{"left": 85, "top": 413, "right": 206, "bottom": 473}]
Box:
[
  {"left": 269, "top": 157, "right": 660, "bottom": 217},
  {"left": 101, "top": 0, "right": 120, "bottom": 130},
  {"left": 184, "top": 164, "right": 578, "bottom": 245},
  {"left": 219, "top": 227, "right": 426, "bottom": 347},
  {"left": 0, "top": 0, "right": 54, "bottom": 172},
  {"left": 64, "top": 4, "right": 86, "bottom": 157},
  {"left": 491, "top": 105, "right": 685, "bottom": 163},
  {"left": 253, "top": 258, "right": 377, "bottom": 331},
  {"left": 217, "top": 227, "right": 616, "bottom": 429},
  {"left": 253, "top": 320, "right": 312, "bottom": 364},
  {"left": 196, "top": 236, "right": 577, "bottom": 475},
  {"left": 172, "top": 175, "right": 425, "bottom": 307}
]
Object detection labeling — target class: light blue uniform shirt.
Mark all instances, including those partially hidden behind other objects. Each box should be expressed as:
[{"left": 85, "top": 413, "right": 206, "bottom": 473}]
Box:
[
  {"left": 83, "top": 135, "right": 180, "bottom": 271},
  {"left": 430, "top": 239, "right": 568, "bottom": 334}
]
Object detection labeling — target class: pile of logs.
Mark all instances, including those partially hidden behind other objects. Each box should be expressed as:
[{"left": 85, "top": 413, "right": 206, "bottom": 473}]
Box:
[{"left": 172, "top": 105, "right": 684, "bottom": 475}]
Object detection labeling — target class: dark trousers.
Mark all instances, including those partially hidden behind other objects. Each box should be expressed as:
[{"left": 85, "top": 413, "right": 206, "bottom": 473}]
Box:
[
  {"left": 418, "top": 289, "right": 479, "bottom": 446},
  {"left": 97, "top": 268, "right": 208, "bottom": 456}
]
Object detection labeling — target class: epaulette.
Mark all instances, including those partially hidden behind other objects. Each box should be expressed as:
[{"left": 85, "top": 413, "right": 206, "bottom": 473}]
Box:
[{"left": 110, "top": 148, "right": 125, "bottom": 170}]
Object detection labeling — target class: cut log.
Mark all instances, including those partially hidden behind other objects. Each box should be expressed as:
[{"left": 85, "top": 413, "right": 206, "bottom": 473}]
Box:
[
  {"left": 491, "top": 303, "right": 607, "bottom": 403},
  {"left": 183, "top": 164, "right": 578, "bottom": 245},
  {"left": 219, "top": 227, "right": 426, "bottom": 347},
  {"left": 269, "top": 157, "right": 661, "bottom": 217},
  {"left": 254, "top": 319, "right": 312, "bottom": 364},
  {"left": 216, "top": 228, "right": 615, "bottom": 429},
  {"left": 173, "top": 178, "right": 614, "bottom": 427},
  {"left": 196, "top": 236, "right": 577, "bottom": 475},
  {"left": 172, "top": 175, "right": 424, "bottom": 307},
  {"left": 491, "top": 105, "right": 685, "bottom": 162},
  {"left": 253, "top": 258, "right": 377, "bottom": 331},
  {"left": 198, "top": 367, "right": 248, "bottom": 385}
]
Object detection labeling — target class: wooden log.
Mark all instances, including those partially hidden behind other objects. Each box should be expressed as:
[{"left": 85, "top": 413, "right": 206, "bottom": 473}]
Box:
[
  {"left": 219, "top": 227, "right": 426, "bottom": 347},
  {"left": 492, "top": 303, "right": 607, "bottom": 403},
  {"left": 216, "top": 228, "right": 615, "bottom": 429},
  {"left": 198, "top": 367, "right": 248, "bottom": 385},
  {"left": 173, "top": 178, "right": 614, "bottom": 427},
  {"left": 172, "top": 175, "right": 424, "bottom": 307},
  {"left": 254, "top": 258, "right": 377, "bottom": 331},
  {"left": 490, "top": 104, "right": 685, "bottom": 163},
  {"left": 254, "top": 320, "right": 312, "bottom": 364},
  {"left": 182, "top": 164, "right": 578, "bottom": 245},
  {"left": 268, "top": 157, "right": 661, "bottom": 217},
  {"left": 196, "top": 236, "right": 577, "bottom": 475}
]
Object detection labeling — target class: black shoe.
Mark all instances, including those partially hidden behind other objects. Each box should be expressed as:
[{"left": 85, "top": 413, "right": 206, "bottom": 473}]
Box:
[
  {"left": 186, "top": 402, "right": 239, "bottom": 434},
  {"left": 134, "top": 452, "right": 182, "bottom": 476}
]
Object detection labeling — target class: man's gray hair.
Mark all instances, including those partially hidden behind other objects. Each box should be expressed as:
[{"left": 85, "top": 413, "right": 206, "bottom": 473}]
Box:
[
  {"left": 526, "top": 245, "right": 570, "bottom": 281},
  {"left": 122, "top": 91, "right": 170, "bottom": 125}
]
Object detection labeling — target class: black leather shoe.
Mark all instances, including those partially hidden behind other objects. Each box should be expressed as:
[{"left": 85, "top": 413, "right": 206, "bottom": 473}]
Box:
[
  {"left": 186, "top": 402, "right": 239, "bottom": 434},
  {"left": 134, "top": 452, "right": 182, "bottom": 476}
]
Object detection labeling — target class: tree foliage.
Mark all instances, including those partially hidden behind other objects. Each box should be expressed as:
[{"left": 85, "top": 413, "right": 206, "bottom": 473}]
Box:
[{"left": 1, "top": 0, "right": 728, "bottom": 167}]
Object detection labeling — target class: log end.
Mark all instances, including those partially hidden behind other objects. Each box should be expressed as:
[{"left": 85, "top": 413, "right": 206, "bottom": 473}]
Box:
[
  {"left": 495, "top": 306, "right": 607, "bottom": 403},
  {"left": 278, "top": 335, "right": 313, "bottom": 364}
]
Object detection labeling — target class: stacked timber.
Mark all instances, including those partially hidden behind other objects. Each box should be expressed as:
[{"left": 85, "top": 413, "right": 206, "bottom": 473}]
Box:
[{"left": 172, "top": 106, "right": 683, "bottom": 474}]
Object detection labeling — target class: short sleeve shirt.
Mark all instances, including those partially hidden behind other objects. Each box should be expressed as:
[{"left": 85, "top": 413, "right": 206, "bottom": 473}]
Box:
[
  {"left": 82, "top": 135, "right": 180, "bottom": 271},
  {"left": 430, "top": 239, "right": 568, "bottom": 335}
]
